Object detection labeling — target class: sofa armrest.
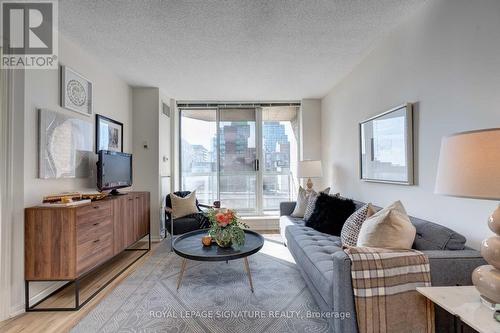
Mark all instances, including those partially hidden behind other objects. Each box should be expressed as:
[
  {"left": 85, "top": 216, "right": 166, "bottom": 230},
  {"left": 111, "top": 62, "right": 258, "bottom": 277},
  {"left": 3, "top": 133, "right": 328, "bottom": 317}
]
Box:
[
  {"left": 422, "top": 250, "right": 486, "bottom": 286},
  {"left": 331, "top": 251, "right": 358, "bottom": 333},
  {"left": 280, "top": 201, "right": 296, "bottom": 216}
]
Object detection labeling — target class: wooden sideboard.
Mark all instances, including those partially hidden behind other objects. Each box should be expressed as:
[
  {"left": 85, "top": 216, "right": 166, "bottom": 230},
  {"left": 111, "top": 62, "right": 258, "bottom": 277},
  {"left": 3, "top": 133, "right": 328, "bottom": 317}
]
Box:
[{"left": 24, "top": 191, "right": 150, "bottom": 311}]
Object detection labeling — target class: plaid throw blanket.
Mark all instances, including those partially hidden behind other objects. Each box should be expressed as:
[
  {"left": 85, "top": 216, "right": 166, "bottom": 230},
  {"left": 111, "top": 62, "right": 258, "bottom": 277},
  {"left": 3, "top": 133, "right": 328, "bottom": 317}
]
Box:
[{"left": 344, "top": 247, "right": 434, "bottom": 333}]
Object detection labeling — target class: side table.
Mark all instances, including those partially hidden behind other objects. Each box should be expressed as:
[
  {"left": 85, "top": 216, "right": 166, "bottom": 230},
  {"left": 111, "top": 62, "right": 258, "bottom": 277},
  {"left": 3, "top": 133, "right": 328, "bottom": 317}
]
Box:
[{"left": 417, "top": 286, "right": 500, "bottom": 333}]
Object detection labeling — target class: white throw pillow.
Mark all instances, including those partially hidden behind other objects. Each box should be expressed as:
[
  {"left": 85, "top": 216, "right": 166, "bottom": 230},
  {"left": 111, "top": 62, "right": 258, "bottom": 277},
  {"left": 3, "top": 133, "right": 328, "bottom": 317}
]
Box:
[
  {"left": 356, "top": 201, "right": 416, "bottom": 249},
  {"left": 341, "top": 203, "right": 376, "bottom": 247},
  {"left": 291, "top": 186, "right": 311, "bottom": 217},
  {"left": 171, "top": 191, "right": 198, "bottom": 219}
]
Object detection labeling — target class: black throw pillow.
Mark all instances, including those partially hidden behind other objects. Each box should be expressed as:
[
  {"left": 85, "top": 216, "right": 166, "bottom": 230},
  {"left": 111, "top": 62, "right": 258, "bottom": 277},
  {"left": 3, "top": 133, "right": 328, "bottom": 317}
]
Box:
[{"left": 305, "top": 193, "right": 356, "bottom": 236}]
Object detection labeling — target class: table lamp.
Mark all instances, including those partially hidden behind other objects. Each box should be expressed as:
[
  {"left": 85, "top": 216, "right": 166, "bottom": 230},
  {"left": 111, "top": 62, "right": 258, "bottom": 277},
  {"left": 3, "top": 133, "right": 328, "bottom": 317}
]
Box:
[
  {"left": 435, "top": 128, "right": 500, "bottom": 304},
  {"left": 297, "top": 160, "right": 322, "bottom": 192}
]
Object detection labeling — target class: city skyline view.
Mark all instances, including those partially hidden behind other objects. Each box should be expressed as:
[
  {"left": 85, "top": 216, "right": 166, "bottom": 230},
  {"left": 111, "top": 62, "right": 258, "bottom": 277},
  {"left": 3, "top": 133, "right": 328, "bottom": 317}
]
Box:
[{"left": 180, "top": 110, "right": 298, "bottom": 213}]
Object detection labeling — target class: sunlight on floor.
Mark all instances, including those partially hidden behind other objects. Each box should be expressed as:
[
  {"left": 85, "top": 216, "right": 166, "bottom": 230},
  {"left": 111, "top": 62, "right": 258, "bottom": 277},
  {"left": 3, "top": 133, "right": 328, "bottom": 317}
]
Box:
[{"left": 261, "top": 234, "right": 295, "bottom": 264}]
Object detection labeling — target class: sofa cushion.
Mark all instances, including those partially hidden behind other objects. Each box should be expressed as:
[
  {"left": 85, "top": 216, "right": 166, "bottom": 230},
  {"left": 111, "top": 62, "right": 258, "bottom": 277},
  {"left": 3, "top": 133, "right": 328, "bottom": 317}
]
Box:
[
  {"left": 285, "top": 225, "right": 343, "bottom": 307},
  {"left": 411, "top": 216, "right": 466, "bottom": 250},
  {"left": 279, "top": 215, "right": 304, "bottom": 241},
  {"left": 352, "top": 200, "right": 465, "bottom": 250}
]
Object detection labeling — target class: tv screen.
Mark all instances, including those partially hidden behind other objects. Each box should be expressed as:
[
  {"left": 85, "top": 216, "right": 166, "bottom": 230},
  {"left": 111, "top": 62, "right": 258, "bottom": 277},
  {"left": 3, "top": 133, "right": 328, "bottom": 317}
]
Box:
[{"left": 97, "top": 150, "right": 132, "bottom": 193}]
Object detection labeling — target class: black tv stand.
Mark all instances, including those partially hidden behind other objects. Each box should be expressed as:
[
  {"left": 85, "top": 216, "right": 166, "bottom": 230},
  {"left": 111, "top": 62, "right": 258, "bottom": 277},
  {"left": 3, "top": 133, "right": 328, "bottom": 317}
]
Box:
[{"left": 109, "top": 189, "right": 126, "bottom": 196}]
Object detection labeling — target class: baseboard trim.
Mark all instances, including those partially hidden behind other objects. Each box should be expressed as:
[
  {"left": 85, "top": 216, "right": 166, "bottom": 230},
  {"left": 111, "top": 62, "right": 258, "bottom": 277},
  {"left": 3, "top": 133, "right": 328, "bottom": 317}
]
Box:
[
  {"left": 9, "top": 281, "right": 65, "bottom": 318},
  {"left": 7, "top": 305, "right": 24, "bottom": 319}
]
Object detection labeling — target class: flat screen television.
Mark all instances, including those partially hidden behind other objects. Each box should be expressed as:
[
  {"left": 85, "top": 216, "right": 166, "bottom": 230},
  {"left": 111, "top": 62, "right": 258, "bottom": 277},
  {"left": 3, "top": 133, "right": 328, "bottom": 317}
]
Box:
[{"left": 97, "top": 150, "right": 132, "bottom": 195}]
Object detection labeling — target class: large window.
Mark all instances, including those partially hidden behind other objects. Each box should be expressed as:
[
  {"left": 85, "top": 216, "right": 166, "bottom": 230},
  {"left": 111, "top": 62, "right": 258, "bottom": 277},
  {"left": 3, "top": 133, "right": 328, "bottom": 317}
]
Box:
[
  {"left": 262, "top": 107, "right": 298, "bottom": 211},
  {"left": 180, "top": 109, "right": 217, "bottom": 205},
  {"left": 180, "top": 105, "right": 299, "bottom": 215}
]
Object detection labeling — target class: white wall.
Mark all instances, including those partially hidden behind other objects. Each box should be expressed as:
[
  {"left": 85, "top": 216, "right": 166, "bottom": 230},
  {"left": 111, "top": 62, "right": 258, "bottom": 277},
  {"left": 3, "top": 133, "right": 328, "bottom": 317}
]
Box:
[
  {"left": 8, "top": 34, "right": 133, "bottom": 316},
  {"left": 321, "top": 0, "right": 500, "bottom": 249},
  {"left": 300, "top": 99, "right": 322, "bottom": 161},
  {"left": 132, "top": 88, "right": 172, "bottom": 240}
]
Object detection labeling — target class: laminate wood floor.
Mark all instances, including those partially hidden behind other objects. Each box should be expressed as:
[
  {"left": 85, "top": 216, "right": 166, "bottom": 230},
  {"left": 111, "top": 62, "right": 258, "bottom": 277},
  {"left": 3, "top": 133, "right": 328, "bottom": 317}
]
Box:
[{"left": 0, "top": 241, "right": 156, "bottom": 333}]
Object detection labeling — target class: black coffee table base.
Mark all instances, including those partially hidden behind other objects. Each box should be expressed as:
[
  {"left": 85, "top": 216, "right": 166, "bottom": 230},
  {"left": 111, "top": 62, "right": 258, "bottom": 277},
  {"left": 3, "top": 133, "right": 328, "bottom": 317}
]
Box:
[
  {"left": 176, "top": 257, "right": 255, "bottom": 292},
  {"left": 172, "top": 229, "right": 264, "bottom": 293}
]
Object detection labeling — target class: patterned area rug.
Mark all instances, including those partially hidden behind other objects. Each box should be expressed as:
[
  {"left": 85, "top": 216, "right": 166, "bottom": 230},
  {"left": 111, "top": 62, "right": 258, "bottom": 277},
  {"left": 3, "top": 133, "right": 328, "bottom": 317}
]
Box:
[{"left": 72, "top": 237, "right": 331, "bottom": 333}]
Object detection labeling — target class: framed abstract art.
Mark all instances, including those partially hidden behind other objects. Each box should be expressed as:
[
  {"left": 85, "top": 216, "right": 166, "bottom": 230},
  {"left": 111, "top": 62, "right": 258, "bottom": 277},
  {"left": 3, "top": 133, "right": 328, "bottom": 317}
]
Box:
[{"left": 38, "top": 109, "right": 93, "bottom": 179}]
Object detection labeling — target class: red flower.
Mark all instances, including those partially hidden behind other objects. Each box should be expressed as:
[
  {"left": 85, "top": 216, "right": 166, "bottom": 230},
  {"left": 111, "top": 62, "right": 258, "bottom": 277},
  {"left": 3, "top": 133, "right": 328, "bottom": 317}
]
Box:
[
  {"left": 216, "top": 212, "right": 225, "bottom": 222},
  {"left": 216, "top": 212, "right": 229, "bottom": 227},
  {"left": 213, "top": 209, "right": 238, "bottom": 228}
]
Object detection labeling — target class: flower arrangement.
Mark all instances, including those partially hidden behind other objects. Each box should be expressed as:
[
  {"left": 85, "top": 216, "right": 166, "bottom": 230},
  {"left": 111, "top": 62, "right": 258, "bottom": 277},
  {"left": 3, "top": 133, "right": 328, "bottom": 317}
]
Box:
[{"left": 207, "top": 208, "right": 248, "bottom": 248}]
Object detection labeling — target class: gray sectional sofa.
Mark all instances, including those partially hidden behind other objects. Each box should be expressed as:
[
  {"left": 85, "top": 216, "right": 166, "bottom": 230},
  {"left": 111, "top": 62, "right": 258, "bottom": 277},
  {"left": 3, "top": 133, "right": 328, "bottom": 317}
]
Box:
[{"left": 280, "top": 200, "right": 486, "bottom": 333}]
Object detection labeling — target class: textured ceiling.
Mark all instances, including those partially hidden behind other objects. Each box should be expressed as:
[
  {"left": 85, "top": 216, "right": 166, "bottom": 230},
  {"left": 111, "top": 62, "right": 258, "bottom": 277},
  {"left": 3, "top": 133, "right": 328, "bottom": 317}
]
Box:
[{"left": 59, "top": 0, "right": 426, "bottom": 100}]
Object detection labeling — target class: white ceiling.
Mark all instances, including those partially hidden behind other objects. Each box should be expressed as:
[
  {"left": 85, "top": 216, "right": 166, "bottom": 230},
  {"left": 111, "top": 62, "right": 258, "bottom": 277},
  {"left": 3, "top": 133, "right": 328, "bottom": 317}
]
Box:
[{"left": 59, "top": 0, "right": 426, "bottom": 100}]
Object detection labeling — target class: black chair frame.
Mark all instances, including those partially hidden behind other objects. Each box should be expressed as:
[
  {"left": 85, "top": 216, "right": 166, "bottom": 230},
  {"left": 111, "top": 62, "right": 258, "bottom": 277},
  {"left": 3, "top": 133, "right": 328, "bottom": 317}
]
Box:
[{"left": 164, "top": 191, "right": 213, "bottom": 250}]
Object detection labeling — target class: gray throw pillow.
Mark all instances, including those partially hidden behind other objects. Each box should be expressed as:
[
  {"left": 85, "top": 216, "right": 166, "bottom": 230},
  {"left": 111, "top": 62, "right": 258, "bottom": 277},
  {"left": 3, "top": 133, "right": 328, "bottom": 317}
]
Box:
[
  {"left": 291, "top": 186, "right": 312, "bottom": 217},
  {"left": 303, "top": 187, "right": 331, "bottom": 221}
]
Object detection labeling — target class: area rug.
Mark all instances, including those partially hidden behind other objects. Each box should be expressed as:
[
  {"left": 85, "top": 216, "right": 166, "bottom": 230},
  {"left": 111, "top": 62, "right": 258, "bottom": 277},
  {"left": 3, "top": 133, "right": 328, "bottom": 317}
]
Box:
[{"left": 72, "top": 238, "right": 331, "bottom": 333}]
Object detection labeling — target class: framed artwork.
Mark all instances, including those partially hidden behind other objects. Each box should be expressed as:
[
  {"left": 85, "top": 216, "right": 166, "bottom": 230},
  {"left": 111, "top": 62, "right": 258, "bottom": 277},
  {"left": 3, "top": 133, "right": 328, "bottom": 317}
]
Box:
[
  {"left": 96, "top": 114, "right": 123, "bottom": 153},
  {"left": 61, "top": 65, "right": 93, "bottom": 116},
  {"left": 38, "top": 109, "right": 93, "bottom": 179},
  {"left": 359, "top": 103, "right": 414, "bottom": 185}
]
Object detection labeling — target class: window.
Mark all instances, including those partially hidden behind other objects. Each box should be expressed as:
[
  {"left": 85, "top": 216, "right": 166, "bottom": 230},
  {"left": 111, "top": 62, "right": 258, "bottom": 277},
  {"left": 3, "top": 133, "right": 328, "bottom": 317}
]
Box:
[
  {"left": 180, "top": 109, "right": 217, "bottom": 205},
  {"left": 262, "top": 107, "right": 298, "bottom": 211},
  {"left": 180, "top": 104, "right": 299, "bottom": 215}
]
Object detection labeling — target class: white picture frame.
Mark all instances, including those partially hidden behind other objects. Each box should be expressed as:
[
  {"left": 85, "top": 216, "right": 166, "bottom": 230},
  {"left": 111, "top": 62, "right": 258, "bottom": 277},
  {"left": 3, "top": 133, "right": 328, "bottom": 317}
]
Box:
[
  {"left": 60, "top": 65, "right": 93, "bottom": 116},
  {"left": 359, "top": 103, "right": 414, "bottom": 185},
  {"left": 38, "top": 109, "right": 93, "bottom": 179}
]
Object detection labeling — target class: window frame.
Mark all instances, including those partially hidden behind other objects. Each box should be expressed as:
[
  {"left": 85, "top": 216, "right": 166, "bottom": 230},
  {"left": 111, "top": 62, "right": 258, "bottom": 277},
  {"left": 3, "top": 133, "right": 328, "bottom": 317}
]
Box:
[{"left": 178, "top": 102, "right": 300, "bottom": 215}]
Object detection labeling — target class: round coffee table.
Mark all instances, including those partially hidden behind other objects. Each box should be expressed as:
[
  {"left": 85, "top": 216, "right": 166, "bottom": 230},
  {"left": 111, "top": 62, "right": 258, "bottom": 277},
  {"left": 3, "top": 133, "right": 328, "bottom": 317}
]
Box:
[{"left": 172, "top": 229, "right": 264, "bottom": 292}]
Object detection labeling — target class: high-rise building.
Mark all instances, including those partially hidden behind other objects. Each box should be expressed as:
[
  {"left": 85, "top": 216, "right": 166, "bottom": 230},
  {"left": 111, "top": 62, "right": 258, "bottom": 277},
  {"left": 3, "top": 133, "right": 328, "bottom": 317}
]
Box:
[
  {"left": 183, "top": 121, "right": 291, "bottom": 196},
  {"left": 263, "top": 122, "right": 290, "bottom": 172},
  {"left": 191, "top": 145, "right": 208, "bottom": 163},
  {"left": 219, "top": 122, "right": 253, "bottom": 172}
]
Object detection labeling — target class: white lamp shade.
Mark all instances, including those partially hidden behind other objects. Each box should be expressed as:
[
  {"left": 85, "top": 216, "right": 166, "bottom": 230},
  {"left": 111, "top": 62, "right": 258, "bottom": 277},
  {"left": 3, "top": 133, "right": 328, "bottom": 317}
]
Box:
[
  {"left": 297, "top": 160, "right": 322, "bottom": 178},
  {"left": 435, "top": 128, "right": 500, "bottom": 200}
]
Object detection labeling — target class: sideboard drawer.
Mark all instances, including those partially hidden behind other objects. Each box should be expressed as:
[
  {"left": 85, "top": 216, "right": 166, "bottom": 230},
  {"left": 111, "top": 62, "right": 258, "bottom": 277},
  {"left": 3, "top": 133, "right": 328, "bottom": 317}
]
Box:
[
  {"left": 76, "top": 201, "right": 112, "bottom": 221},
  {"left": 76, "top": 217, "right": 112, "bottom": 245},
  {"left": 77, "top": 232, "right": 113, "bottom": 275}
]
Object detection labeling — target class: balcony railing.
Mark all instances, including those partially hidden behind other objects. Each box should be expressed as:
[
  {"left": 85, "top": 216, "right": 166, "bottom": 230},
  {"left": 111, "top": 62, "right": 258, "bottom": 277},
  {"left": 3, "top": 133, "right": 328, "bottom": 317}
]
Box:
[{"left": 181, "top": 171, "right": 295, "bottom": 213}]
